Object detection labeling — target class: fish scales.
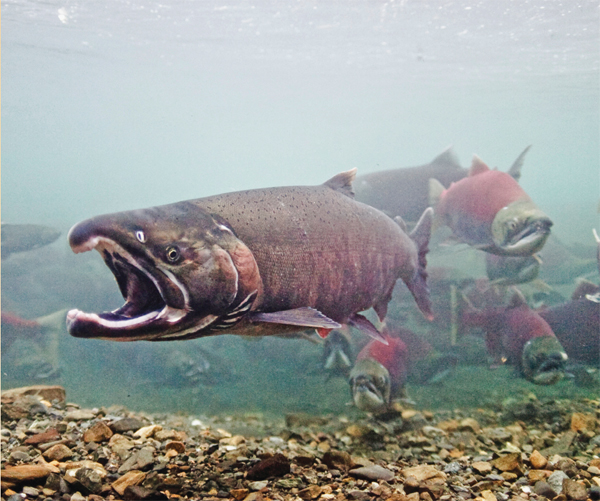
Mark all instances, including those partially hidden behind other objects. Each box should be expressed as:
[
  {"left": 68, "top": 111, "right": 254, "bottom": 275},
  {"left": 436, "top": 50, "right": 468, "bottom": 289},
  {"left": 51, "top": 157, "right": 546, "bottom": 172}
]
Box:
[
  {"left": 193, "top": 184, "right": 410, "bottom": 322},
  {"left": 65, "top": 170, "right": 432, "bottom": 341}
]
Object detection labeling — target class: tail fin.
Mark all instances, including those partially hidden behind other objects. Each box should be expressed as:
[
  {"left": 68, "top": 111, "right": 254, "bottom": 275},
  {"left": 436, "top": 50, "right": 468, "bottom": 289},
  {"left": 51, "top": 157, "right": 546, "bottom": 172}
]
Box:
[{"left": 406, "top": 207, "right": 434, "bottom": 321}]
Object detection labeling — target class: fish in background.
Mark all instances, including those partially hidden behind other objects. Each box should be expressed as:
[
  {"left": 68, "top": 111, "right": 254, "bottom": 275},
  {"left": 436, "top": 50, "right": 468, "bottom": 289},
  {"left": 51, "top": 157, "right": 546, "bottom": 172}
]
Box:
[
  {"left": 429, "top": 156, "right": 552, "bottom": 256},
  {"left": 1, "top": 310, "right": 65, "bottom": 381},
  {"left": 1, "top": 223, "right": 61, "bottom": 260},
  {"left": 539, "top": 280, "right": 600, "bottom": 366},
  {"left": 66, "top": 169, "right": 434, "bottom": 342},
  {"left": 322, "top": 329, "right": 354, "bottom": 378},
  {"left": 354, "top": 145, "right": 530, "bottom": 224},
  {"left": 461, "top": 289, "right": 567, "bottom": 385},
  {"left": 535, "top": 234, "right": 599, "bottom": 285},
  {"left": 1, "top": 312, "right": 45, "bottom": 353},
  {"left": 485, "top": 253, "right": 542, "bottom": 287},
  {"left": 349, "top": 329, "right": 409, "bottom": 413}
]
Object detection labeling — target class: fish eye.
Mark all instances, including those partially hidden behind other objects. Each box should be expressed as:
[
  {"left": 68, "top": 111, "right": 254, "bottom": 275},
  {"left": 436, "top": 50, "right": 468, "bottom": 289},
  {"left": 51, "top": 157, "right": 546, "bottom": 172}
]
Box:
[
  {"left": 166, "top": 245, "right": 181, "bottom": 263},
  {"left": 135, "top": 230, "right": 146, "bottom": 243}
]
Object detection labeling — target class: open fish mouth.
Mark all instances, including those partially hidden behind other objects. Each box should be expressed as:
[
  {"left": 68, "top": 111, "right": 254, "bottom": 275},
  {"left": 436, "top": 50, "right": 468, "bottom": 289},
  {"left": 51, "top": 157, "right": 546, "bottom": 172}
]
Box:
[
  {"left": 531, "top": 358, "right": 565, "bottom": 385},
  {"left": 66, "top": 238, "right": 195, "bottom": 341},
  {"left": 500, "top": 218, "right": 553, "bottom": 255},
  {"left": 352, "top": 377, "right": 386, "bottom": 411},
  {"left": 523, "top": 337, "right": 568, "bottom": 386}
]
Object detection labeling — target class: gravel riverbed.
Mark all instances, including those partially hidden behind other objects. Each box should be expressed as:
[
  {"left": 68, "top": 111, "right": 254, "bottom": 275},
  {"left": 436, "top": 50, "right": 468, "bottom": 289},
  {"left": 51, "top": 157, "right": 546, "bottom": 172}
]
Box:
[{"left": 2, "top": 385, "right": 599, "bottom": 501}]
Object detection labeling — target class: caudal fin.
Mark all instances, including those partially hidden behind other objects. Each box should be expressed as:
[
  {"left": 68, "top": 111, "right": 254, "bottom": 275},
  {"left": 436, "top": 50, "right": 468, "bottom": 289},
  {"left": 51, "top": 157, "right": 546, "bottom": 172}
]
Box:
[{"left": 406, "top": 207, "right": 434, "bottom": 321}]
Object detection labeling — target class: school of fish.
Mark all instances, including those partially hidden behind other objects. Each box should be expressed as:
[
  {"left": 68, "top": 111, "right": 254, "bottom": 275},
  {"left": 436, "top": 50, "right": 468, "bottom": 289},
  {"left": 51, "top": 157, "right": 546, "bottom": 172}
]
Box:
[{"left": 4, "top": 144, "right": 597, "bottom": 414}]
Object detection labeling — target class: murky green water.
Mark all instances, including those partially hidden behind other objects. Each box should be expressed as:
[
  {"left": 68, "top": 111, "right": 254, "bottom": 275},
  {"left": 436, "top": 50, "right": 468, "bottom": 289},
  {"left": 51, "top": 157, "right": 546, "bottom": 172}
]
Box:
[{"left": 2, "top": 0, "right": 598, "bottom": 417}]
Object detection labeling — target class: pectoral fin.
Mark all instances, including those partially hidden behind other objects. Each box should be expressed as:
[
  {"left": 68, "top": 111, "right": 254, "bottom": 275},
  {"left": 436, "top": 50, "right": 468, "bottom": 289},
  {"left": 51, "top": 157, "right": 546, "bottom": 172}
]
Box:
[
  {"left": 348, "top": 313, "right": 389, "bottom": 345},
  {"left": 249, "top": 307, "right": 342, "bottom": 330}
]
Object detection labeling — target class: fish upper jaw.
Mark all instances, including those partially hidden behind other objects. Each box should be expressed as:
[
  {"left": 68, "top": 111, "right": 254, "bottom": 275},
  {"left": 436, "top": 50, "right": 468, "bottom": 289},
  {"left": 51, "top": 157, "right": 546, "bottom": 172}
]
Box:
[
  {"left": 65, "top": 232, "right": 220, "bottom": 341},
  {"left": 521, "top": 336, "right": 568, "bottom": 385},
  {"left": 349, "top": 359, "right": 391, "bottom": 413},
  {"left": 490, "top": 203, "right": 553, "bottom": 256}
]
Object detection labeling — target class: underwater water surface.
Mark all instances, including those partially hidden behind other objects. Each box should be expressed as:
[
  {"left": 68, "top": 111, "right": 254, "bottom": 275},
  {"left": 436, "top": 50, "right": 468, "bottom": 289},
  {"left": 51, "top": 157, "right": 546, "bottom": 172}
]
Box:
[{"left": 2, "top": 0, "right": 598, "bottom": 417}]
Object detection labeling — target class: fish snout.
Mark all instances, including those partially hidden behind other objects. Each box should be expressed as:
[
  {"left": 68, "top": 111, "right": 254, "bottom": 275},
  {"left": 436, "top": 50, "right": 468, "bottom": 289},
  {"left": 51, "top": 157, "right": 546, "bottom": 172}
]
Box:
[
  {"left": 522, "top": 336, "right": 567, "bottom": 385},
  {"left": 68, "top": 219, "right": 101, "bottom": 253}
]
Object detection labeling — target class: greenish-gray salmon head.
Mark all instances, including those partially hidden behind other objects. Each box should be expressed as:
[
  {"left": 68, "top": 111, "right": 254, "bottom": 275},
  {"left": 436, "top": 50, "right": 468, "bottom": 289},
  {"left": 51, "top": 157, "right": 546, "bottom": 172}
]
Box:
[
  {"left": 521, "top": 336, "right": 568, "bottom": 385},
  {"left": 490, "top": 200, "right": 553, "bottom": 256},
  {"left": 349, "top": 358, "right": 391, "bottom": 413},
  {"left": 66, "top": 202, "right": 262, "bottom": 341}
]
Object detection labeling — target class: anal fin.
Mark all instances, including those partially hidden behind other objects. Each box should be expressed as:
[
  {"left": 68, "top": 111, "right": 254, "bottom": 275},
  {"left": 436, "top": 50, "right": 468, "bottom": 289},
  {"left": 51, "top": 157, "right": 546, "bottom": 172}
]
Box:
[{"left": 249, "top": 307, "right": 341, "bottom": 330}]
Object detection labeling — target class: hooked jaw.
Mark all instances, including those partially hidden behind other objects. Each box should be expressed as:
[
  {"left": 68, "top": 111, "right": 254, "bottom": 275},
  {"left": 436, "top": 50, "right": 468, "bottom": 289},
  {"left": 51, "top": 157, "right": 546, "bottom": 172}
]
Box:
[
  {"left": 522, "top": 337, "right": 568, "bottom": 385},
  {"left": 66, "top": 222, "right": 204, "bottom": 341},
  {"left": 491, "top": 209, "right": 553, "bottom": 256},
  {"left": 349, "top": 359, "right": 391, "bottom": 412}
]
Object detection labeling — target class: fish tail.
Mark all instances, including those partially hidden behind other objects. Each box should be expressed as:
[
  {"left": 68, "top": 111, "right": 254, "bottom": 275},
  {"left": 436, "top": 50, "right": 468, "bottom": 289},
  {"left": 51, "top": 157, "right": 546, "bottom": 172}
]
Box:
[{"left": 407, "top": 207, "right": 434, "bottom": 321}]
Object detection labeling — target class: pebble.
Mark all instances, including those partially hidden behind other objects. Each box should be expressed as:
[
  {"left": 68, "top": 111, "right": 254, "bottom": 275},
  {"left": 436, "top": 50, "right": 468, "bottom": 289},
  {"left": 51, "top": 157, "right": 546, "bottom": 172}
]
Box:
[
  {"left": 23, "top": 427, "right": 61, "bottom": 445},
  {"left": 491, "top": 453, "right": 522, "bottom": 473},
  {"left": 83, "top": 421, "right": 113, "bottom": 443},
  {"left": 134, "top": 424, "right": 162, "bottom": 439},
  {"left": 529, "top": 450, "right": 547, "bottom": 469},
  {"left": 64, "top": 409, "right": 96, "bottom": 421},
  {"left": 21, "top": 486, "right": 39, "bottom": 496},
  {"left": 110, "top": 417, "right": 146, "bottom": 433},
  {"left": 472, "top": 461, "right": 492, "bottom": 474},
  {"left": 547, "top": 470, "right": 570, "bottom": 494},
  {"left": 562, "top": 478, "right": 589, "bottom": 501},
  {"left": 246, "top": 453, "right": 290, "bottom": 480},
  {"left": 43, "top": 443, "right": 73, "bottom": 461},
  {"left": 111, "top": 470, "right": 147, "bottom": 496},
  {"left": 1, "top": 384, "right": 599, "bottom": 500},
  {"left": 118, "top": 446, "right": 155, "bottom": 473},
  {"left": 248, "top": 480, "right": 269, "bottom": 491},
  {"left": 349, "top": 464, "right": 395, "bottom": 481},
  {"left": 403, "top": 464, "right": 447, "bottom": 482},
  {"left": 533, "top": 480, "right": 557, "bottom": 498}
]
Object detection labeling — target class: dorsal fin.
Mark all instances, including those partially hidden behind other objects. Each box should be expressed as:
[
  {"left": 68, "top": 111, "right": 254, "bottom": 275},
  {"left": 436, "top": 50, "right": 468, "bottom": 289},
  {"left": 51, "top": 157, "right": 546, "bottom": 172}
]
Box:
[
  {"left": 507, "top": 288, "right": 528, "bottom": 309},
  {"left": 428, "top": 178, "right": 445, "bottom": 207},
  {"left": 507, "top": 145, "right": 532, "bottom": 182},
  {"left": 324, "top": 168, "right": 356, "bottom": 198},
  {"left": 469, "top": 155, "right": 490, "bottom": 176},
  {"left": 431, "top": 146, "right": 461, "bottom": 168},
  {"left": 393, "top": 215, "right": 408, "bottom": 233}
]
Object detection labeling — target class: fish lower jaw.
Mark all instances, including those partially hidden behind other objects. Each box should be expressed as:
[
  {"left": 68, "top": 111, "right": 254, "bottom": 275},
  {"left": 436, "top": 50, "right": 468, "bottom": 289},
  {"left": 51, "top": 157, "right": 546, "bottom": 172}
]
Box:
[
  {"left": 66, "top": 308, "right": 162, "bottom": 339},
  {"left": 352, "top": 386, "right": 386, "bottom": 413}
]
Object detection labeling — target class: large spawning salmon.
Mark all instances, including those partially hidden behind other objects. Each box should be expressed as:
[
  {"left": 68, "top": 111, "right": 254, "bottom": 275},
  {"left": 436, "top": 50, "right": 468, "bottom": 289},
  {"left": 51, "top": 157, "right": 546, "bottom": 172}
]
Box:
[{"left": 66, "top": 169, "right": 433, "bottom": 342}]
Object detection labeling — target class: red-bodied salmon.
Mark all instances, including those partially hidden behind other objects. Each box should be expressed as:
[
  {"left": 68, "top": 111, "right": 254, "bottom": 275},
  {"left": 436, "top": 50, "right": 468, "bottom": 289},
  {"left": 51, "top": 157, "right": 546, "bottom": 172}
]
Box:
[
  {"left": 462, "top": 290, "right": 567, "bottom": 385},
  {"left": 355, "top": 145, "right": 530, "bottom": 223},
  {"left": 66, "top": 170, "right": 433, "bottom": 342},
  {"left": 429, "top": 156, "right": 552, "bottom": 256},
  {"left": 539, "top": 280, "right": 599, "bottom": 365},
  {"left": 349, "top": 329, "right": 409, "bottom": 412}
]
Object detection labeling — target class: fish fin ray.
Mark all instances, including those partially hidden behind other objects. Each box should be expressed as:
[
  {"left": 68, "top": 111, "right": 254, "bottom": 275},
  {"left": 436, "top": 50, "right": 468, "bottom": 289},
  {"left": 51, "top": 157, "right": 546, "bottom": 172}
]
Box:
[
  {"left": 428, "top": 178, "right": 445, "bottom": 207},
  {"left": 324, "top": 168, "right": 357, "bottom": 198},
  {"left": 430, "top": 145, "right": 461, "bottom": 168},
  {"left": 249, "top": 307, "right": 341, "bottom": 329},
  {"left": 393, "top": 216, "right": 408, "bottom": 233},
  {"left": 406, "top": 208, "right": 434, "bottom": 321},
  {"left": 507, "top": 288, "right": 528, "bottom": 309},
  {"left": 507, "top": 145, "right": 532, "bottom": 182},
  {"left": 469, "top": 155, "right": 490, "bottom": 176},
  {"left": 348, "top": 313, "right": 388, "bottom": 344}
]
